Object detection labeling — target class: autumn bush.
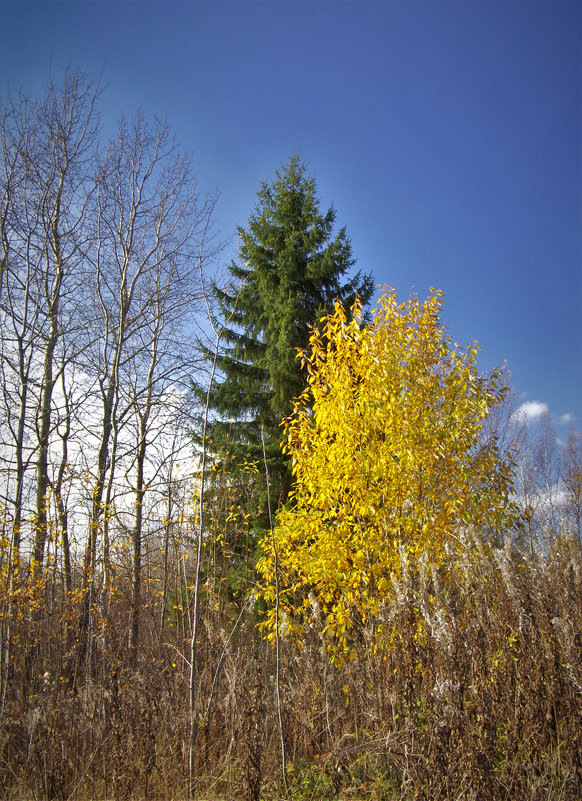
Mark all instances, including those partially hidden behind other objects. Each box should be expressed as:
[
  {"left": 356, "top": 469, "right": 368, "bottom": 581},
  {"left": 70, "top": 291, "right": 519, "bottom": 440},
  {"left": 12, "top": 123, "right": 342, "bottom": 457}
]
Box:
[{"left": 258, "top": 288, "right": 520, "bottom": 658}]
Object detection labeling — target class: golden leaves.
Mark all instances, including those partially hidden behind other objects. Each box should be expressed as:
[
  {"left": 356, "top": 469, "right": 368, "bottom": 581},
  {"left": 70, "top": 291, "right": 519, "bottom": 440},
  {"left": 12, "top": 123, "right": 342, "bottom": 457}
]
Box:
[{"left": 258, "top": 287, "right": 519, "bottom": 659}]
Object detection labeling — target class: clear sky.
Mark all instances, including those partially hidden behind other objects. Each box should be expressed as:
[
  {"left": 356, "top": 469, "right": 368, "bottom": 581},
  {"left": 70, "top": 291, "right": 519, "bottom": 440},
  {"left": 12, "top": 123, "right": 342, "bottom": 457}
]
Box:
[{"left": 1, "top": 0, "right": 580, "bottom": 428}]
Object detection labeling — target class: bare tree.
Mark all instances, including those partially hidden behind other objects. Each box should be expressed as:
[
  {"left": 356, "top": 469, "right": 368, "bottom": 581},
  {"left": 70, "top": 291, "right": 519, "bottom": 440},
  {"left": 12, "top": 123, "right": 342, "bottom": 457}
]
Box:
[
  {"left": 1, "top": 94, "right": 43, "bottom": 572},
  {"left": 123, "top": 248, "right": 214, "bottom": 652},
  {"left": 31, "top": 73, "right": 100, "bottom": 572},
  {"left": 532, "top": 412, "right": 561, "bottom": 539},
  {"left": 0, "top": 70, "right": 100, "bottom": 575},
  {"left": 78, "top": 112, "right": 219, "bottom": 658},
  {"left": 560, "top": 423, "right": 582, "bottom": 543},
  {"left": 0, "top": 69, "right": 102, "bottom": 723}
]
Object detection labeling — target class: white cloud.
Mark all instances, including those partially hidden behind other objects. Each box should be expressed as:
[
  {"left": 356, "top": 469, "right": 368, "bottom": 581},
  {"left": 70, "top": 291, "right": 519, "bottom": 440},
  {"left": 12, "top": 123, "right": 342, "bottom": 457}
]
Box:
[
  {"left": 512, "top": 400, "right": 549, "bottom": 422},
  {"left": 558, "top": 413, "right": 574, "bottom": 425}
]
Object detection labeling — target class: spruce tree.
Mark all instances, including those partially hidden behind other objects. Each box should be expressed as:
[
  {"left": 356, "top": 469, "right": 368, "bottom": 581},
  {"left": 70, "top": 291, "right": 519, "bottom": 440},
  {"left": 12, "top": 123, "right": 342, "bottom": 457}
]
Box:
[{"left": 200, "top": 155, "right": 374, "bottom": 514}]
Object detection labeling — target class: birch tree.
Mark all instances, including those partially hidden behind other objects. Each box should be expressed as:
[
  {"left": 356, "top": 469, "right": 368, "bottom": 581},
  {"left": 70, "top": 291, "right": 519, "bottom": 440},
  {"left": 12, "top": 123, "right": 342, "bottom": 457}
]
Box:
[
  {"left": 0, "top": 70, "right": 100, "bottom": 574},
  {"left": 80, "top": 112, "right": 218, "bottom": 654}
]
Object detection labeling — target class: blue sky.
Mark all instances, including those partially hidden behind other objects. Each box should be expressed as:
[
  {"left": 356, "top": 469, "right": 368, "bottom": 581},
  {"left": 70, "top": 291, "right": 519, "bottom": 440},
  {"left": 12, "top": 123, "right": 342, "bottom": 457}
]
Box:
[{"left": 1, "top": 1, "right": 580, "bottom": 428}]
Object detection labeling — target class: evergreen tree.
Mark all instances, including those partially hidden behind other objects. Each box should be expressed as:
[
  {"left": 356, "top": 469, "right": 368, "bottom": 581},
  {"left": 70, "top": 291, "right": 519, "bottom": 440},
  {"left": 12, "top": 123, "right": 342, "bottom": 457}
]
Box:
[{"left": 199, "top": 155, "right": 374, "bottom": 515}]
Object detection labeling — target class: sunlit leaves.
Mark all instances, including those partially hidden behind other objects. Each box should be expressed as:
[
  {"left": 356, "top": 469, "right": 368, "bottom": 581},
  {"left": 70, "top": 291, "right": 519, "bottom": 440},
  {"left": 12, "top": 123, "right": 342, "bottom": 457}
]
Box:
[{"left": 258, "top": 287, "right": 519, "bottom": 655}]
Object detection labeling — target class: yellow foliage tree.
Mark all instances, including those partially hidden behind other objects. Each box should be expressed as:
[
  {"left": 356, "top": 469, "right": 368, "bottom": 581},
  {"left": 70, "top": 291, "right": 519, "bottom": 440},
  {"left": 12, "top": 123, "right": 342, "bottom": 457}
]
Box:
[{"left": 257, "top": 287, "right": 520, "bottom": 658}]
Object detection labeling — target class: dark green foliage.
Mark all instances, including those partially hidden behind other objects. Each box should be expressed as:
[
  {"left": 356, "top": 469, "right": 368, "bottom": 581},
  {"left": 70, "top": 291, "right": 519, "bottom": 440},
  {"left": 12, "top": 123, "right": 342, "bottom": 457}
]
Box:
[{"left": 198, "top": 154, "right": 374, "bottom": 513}]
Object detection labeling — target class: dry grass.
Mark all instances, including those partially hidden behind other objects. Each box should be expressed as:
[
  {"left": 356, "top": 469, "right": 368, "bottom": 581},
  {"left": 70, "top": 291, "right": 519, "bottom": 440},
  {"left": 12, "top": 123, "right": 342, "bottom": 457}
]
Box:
[{"left": 1, "top": 530, "right": 580, "bottom": 800}]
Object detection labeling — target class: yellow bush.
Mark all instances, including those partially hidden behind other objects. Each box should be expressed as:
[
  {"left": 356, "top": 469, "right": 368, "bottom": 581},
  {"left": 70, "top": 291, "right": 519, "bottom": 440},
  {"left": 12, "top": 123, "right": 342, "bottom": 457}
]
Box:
[{"left": 258, "top": 287, "right": 520, "bottom": 657}]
